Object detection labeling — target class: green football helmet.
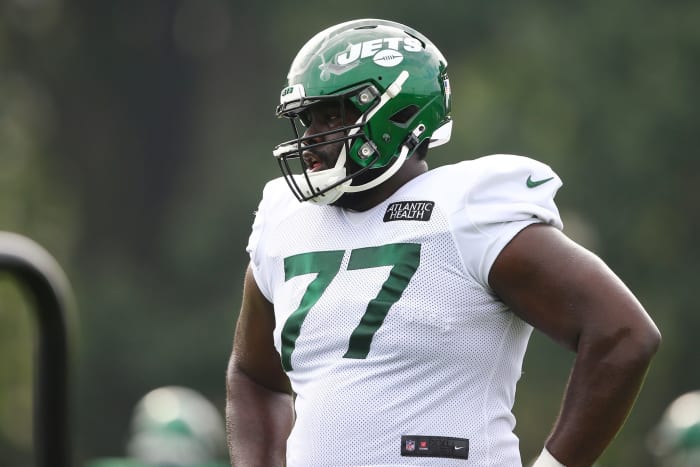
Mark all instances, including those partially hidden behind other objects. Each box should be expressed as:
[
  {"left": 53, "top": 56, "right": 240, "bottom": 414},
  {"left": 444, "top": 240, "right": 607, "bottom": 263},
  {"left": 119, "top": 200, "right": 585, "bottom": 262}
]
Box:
[
  {"left": 125, "top": 386, "right": 226, "bottom": 466},
  {"left": 273, "top": 18, "right": 452, "bottom": 204},
  {"left": 649, "top": 391, "right": 700, "bottom": 466}
]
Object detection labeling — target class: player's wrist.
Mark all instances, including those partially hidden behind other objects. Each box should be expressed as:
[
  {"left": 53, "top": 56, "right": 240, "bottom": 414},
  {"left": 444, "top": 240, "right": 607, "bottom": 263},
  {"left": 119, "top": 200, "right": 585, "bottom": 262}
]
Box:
[{"left": 531, "top": 447, "right": 566, "bottom": 467}]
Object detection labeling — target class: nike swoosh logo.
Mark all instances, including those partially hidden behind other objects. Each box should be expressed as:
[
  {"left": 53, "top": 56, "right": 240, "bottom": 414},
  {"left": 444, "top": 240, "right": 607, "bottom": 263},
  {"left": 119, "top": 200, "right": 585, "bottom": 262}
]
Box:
[
  {"left": 526, "top": 175, "right": 554, "bottom": 188},
  {"left": 455, "top": 446, "right": 465, "bottom": 450}
]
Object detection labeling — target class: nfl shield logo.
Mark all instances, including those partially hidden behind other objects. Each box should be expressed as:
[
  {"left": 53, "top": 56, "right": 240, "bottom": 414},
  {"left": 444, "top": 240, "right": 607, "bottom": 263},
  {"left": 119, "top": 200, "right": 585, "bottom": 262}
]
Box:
[{"left": 405, "top": 439, "right": 415, "bottom": 452}]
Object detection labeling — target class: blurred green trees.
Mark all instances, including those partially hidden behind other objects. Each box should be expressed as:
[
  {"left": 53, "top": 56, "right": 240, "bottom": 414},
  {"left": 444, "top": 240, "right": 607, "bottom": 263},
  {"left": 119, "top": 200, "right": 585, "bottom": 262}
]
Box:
[{"left": 1, "top": 1, "right": 698, "bottom": 465}]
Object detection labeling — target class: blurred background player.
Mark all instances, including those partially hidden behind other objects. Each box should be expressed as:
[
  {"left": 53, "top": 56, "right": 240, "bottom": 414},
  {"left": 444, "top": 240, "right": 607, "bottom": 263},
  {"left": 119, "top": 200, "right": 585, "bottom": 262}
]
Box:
[
  {"left": 648, "top": 390, "right": 700, "bottom": 467},
  {"left": 87, "top": 386, "right": 228, "bottom": 467}
]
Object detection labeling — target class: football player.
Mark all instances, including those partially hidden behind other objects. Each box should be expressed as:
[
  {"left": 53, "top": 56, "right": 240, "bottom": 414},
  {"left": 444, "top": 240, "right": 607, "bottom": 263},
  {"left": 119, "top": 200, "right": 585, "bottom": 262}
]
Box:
[
  {"left": 648, "top": 390, "right": 700, "bottom": 466},
  {"left": 226, "top": 18, "right": 661, "bottom": 467},
  {"left": 87, "top": 386, "right": 229, "bottom": 467}
]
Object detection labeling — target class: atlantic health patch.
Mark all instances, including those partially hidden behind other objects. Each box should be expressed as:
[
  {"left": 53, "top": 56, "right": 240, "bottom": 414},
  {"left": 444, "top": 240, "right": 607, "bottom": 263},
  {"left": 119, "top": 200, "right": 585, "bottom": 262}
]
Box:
[
  {"left": 383, "top": 201, "right": 435, "bottom": 222},
  {"left": 401, "top": 435, "right": 468, "bottom": 460}
]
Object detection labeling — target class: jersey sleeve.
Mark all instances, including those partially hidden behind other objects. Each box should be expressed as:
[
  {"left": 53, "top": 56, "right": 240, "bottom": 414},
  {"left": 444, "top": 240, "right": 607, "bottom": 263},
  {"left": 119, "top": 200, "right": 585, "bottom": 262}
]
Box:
[
  {"left": 246, "top": 178, "right": 290, "bottom": 302},
  {"left": 453, "top": 154, "right": 564, "bottom": 291}
]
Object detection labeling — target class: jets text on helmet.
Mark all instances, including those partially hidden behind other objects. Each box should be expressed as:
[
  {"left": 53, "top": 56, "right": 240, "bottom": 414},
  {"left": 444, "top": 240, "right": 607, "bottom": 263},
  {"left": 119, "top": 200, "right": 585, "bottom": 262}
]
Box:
[{"left": 335, "top": 37, "right": 422, "bottom": 66}]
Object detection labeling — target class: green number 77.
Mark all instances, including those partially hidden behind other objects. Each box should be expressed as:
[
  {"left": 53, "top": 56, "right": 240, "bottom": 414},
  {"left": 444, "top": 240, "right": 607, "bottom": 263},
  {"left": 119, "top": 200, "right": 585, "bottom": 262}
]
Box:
[{"left": 280, "top": 243, "right": 421, "bottom": 371}]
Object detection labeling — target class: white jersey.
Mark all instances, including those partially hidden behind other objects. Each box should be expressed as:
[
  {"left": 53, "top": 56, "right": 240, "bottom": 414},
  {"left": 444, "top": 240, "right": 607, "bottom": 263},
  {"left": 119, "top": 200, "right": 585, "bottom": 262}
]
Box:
[{"left": 247, "top": 154, "right": 563, "bottom": 467}]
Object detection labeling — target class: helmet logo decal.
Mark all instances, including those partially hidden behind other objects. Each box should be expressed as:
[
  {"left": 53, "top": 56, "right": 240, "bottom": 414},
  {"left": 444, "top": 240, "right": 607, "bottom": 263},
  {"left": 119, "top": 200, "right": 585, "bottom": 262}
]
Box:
[
  {"left": 318, "top": 54, "right": 359, "bottom": 81},
  {"left": 334, "top": 37, "right": 422, "bottom": 66},
  {"left": 373, "top": 50, "right": 403, "bottom": 67}
]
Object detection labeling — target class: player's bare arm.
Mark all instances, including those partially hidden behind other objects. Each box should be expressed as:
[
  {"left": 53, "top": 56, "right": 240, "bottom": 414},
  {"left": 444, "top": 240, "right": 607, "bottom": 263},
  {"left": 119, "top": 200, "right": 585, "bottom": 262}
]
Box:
[
  {"left": 226, "top": 264, "right": 294, "bottom": 467},
  {"left": 490, "top": 223, "right": 661, "bottom": 467}
]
